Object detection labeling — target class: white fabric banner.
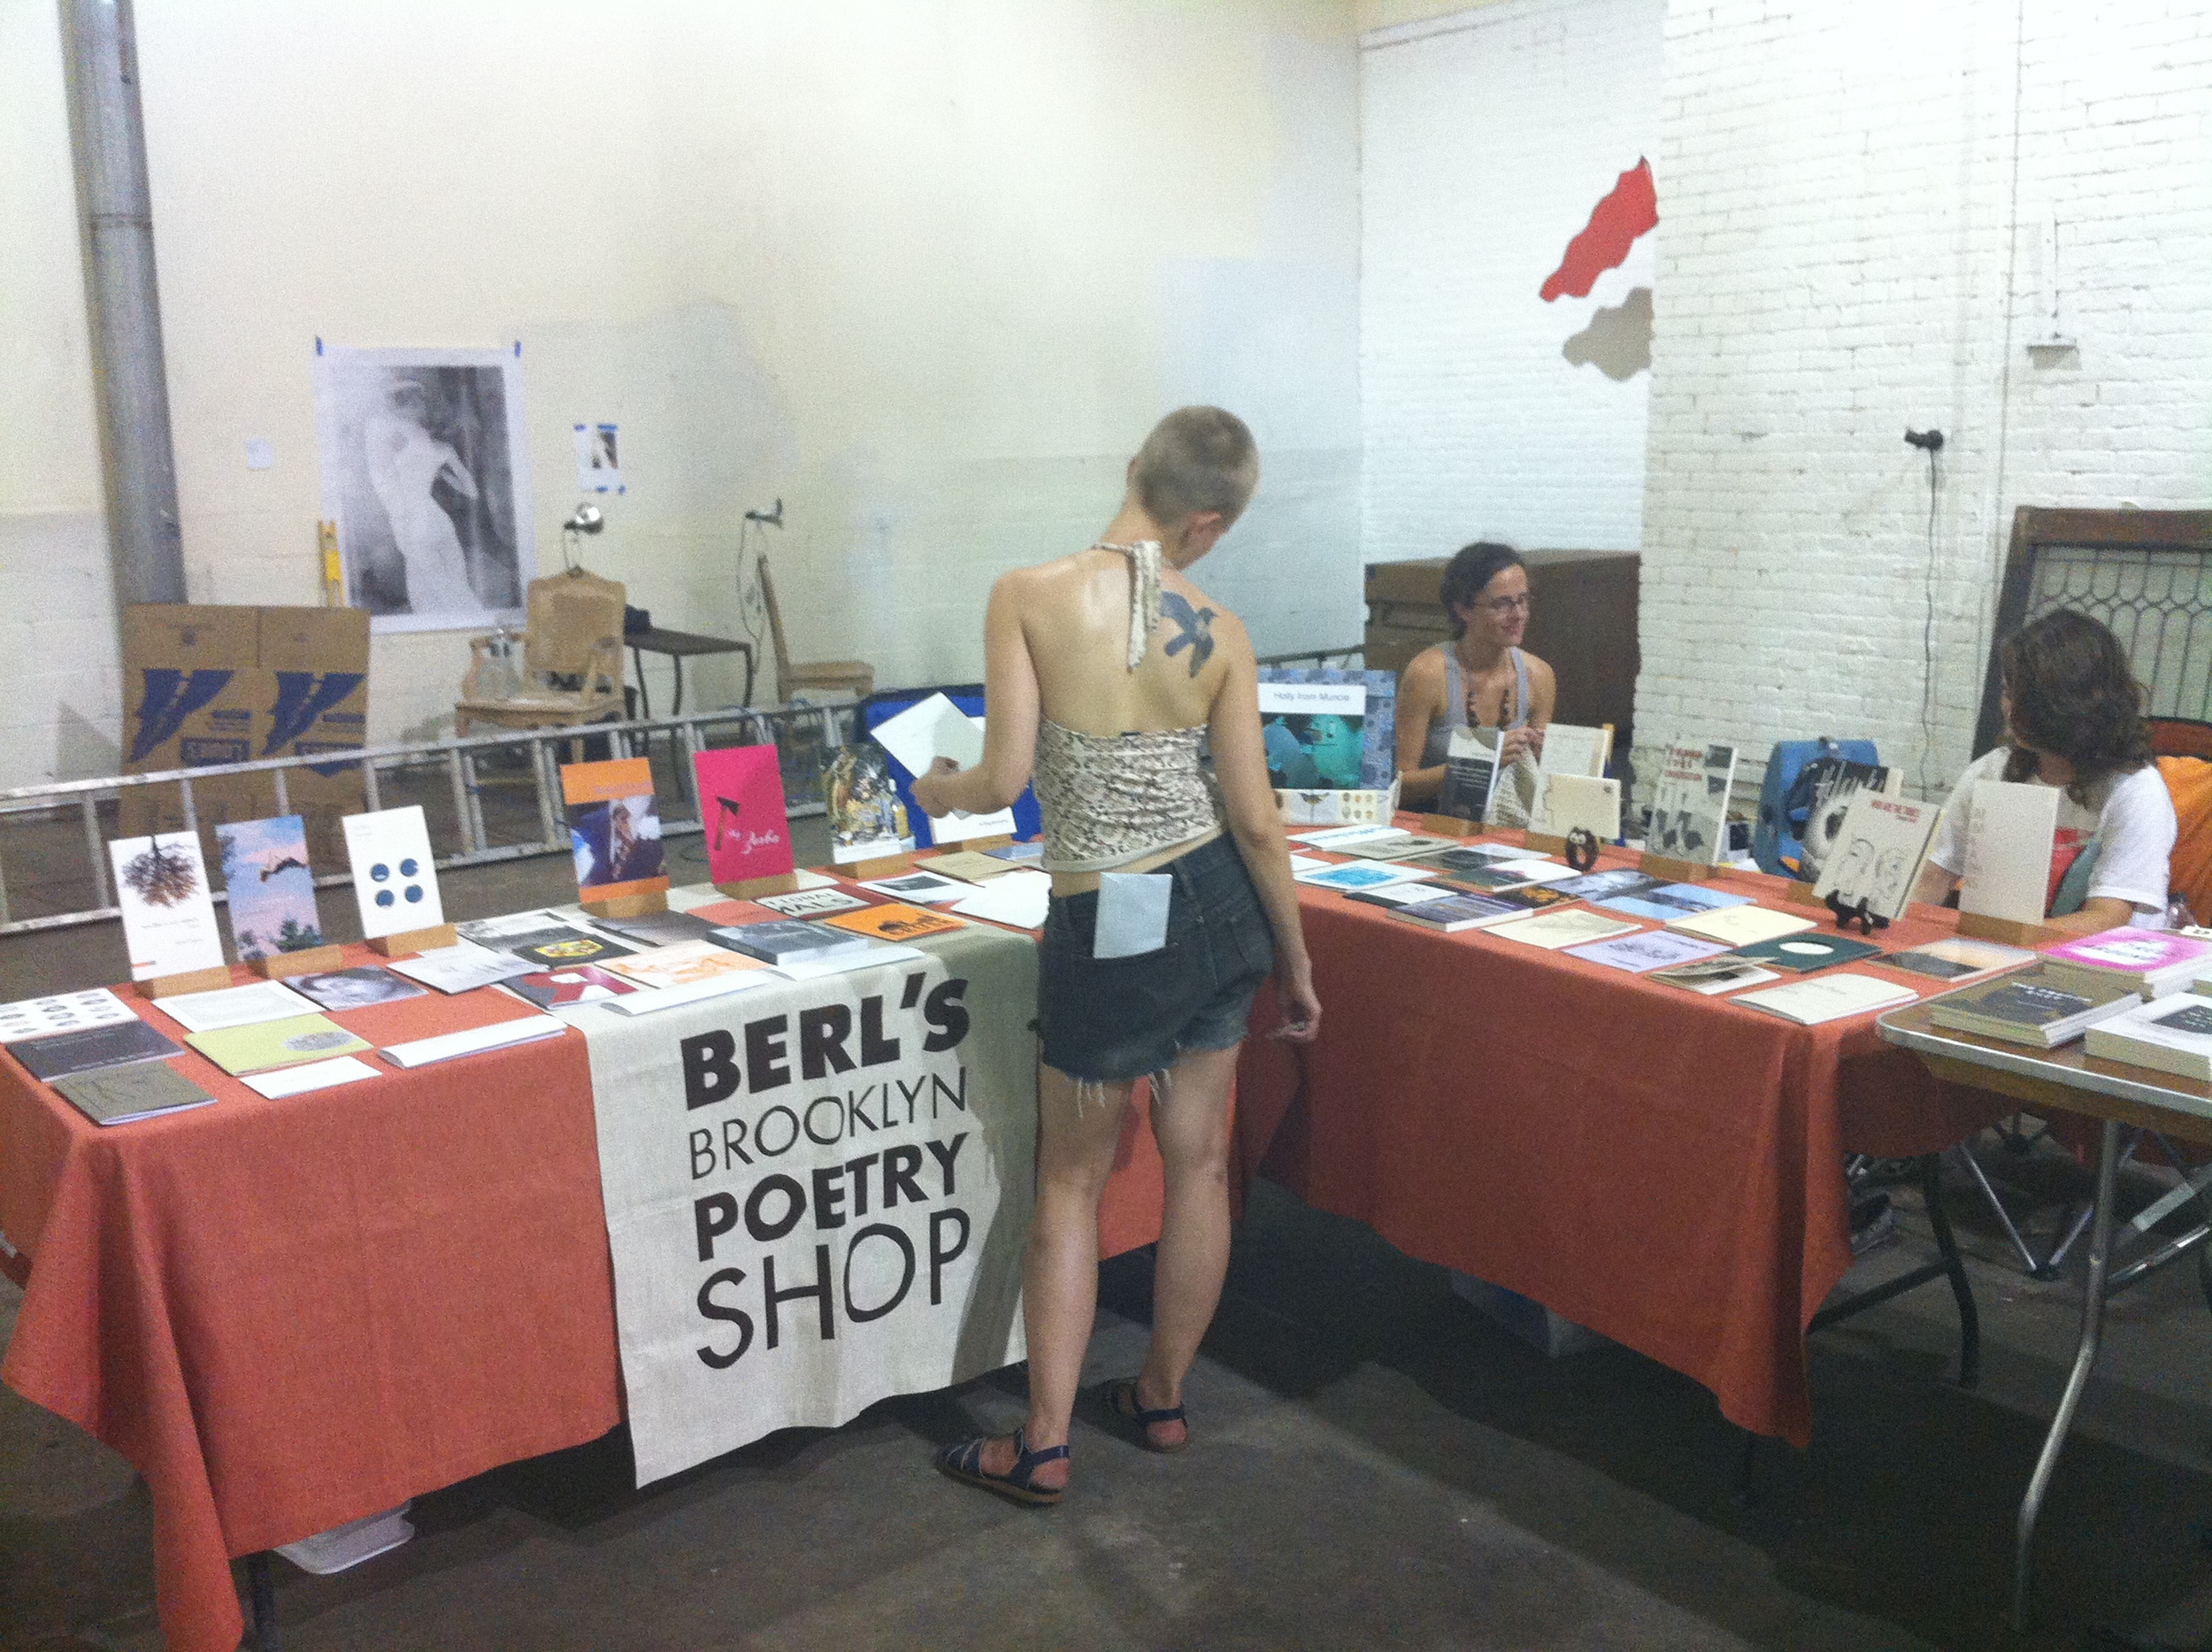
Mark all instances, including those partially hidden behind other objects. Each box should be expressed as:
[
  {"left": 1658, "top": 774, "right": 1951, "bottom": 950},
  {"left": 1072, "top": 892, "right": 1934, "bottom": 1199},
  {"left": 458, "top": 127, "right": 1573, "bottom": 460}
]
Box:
[{"left": 572, "top": 929, "right": 1037, "bottom": 1485}]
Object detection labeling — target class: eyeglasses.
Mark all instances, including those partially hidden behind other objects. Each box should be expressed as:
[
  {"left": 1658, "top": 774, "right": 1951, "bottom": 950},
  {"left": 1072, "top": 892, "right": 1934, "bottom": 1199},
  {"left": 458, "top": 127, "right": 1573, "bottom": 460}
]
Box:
[{"left": 1479, "top": 593, "right": 1533, "bottom": 615}]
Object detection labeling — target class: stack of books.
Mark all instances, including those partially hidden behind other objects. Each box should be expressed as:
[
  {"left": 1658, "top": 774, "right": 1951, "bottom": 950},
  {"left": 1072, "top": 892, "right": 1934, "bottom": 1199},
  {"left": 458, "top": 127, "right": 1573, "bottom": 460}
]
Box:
[
  {"left": 2039, "top": 929, "right": 2212, "bottom": 1001},
  {"left": 1927, "top": 964, "right": 2140, "bottom": 1049}
]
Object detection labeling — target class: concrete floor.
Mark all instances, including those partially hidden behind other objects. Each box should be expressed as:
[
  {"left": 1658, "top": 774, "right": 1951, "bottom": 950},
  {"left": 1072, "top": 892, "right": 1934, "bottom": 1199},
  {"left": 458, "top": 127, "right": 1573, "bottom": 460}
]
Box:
[{"left": 4, "top": 796, "right": 2212, "bottom": 1649}]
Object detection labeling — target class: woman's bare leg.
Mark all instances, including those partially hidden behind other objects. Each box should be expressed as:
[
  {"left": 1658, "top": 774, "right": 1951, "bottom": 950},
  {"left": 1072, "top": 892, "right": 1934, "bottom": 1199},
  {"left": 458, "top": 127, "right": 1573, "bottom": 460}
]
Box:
[
  {"left": 1133, "top": 1042, "right": 1240, "bottom": 1441},
  {"left": 978, "top": 1064, "right": 1131, "bottom": 1486}
]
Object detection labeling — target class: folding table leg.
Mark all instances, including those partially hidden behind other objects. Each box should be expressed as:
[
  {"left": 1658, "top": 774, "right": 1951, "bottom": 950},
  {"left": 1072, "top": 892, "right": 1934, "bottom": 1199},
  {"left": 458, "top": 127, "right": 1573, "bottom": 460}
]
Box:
[
  {"left": 2013, "top": 1118, "right": 2121, "bottom": 1633},
  {"left": 1919, "top": 1152, "right": 1980, "bottom": 1387},
  {"left": 1954, "top": 1141, "right": 2048, "bottom": 1276},
  {"left": 246, "top": 1550, "right": 280, "bottom": 1650}
]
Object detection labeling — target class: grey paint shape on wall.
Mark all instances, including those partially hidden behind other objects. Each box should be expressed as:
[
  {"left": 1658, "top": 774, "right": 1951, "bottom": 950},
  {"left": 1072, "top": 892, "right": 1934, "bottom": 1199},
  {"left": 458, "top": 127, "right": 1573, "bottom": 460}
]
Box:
[{"left": 1562, "top": 287, "right": 1652, "bottom": 381}]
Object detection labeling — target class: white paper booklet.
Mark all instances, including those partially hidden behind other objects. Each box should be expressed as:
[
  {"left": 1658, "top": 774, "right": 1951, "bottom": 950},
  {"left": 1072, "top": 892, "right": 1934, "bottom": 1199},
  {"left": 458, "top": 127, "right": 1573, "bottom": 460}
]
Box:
[
  {"left": 1959, "top": 779, "right": 2060, "bottom": 926},
  {"left": 243, "top": 1056, "right": 382, "bottom": 1099},
  {"left": 1485, "top": 909, "right": 1643, "bottom": 950},
  {"left": 154, "top": 979, "right": 319, "bottom": 1033},
  {"left": 342, "top": 806, "right": 445, "bottom": 937},
  {"left": 1663, "top": 904, "right": 1817, "bottom": 947},
  {"left": 949, "top": 870, "right": 1052, "bottom": 929},
  {"left": 380, "top": 1016, "right": 567, "bottom": 1067},
  {"left": 601, "top": 972, "right": 780, "bottom": 1016},
  {"left": 1564, "top": 929, "right": 1732, "bottom": 973},
  {"left": 0, "top": 988, "right": 139, "bottom": 1043},
  {"left": 1814, "top": 791, "right": 1942, "bottom": 921},
  {"left": 1531, "top": 773, "right": 1621, "bottom": 841},
  {"left": 1539, "top": 724, "right": 1612, "bottom": 780},
  {"left": 1732, "top": 973, "right": 1918, "bottom": 1026},
  {"left": 869, "top": 693, "right": 1016, "bottom": 843},
  {"left": 1291, "top": 824, "right": 1407, "bottom": 850},
  {"left": 770, "top": 943, "right": 927, "bottom": 982},
  {"left": 1647, "top": 742, "right": 1739, "bottom": 866},
  {"left": 387, "top": 941, "right": 541, "bottom": 994},
  {"left": 109, "top": 834, "right": 227, "bottom": 980},
  {"left": 2084, "top": 996, "right": 2212, "bottom": 1083}
]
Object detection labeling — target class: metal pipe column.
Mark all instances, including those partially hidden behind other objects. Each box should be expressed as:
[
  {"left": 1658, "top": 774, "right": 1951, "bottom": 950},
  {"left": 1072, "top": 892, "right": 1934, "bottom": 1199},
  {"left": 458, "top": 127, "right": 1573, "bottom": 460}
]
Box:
[{"left": 62, "top": 0, "right": 187, "bottom": 607}]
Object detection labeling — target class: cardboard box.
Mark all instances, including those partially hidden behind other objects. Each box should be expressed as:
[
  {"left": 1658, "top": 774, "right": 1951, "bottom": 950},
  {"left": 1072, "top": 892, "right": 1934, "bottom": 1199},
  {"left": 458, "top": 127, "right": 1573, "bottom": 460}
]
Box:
[{"left": 119, "top": 606, "right": 370, "bottom": 872}]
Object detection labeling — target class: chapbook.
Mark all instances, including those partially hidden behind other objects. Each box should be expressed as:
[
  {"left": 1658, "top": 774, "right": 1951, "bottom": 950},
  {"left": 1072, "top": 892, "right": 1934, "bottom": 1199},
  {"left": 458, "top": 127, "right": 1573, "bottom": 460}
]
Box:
[
  {"left": 1538, "top": 724, "right": 1612, "bottom": 780},
  {"left": 1647, "top": 956, "right": 1783, "bottom": 996},
  {"left": 386, "top": 941, "right": 540, "bottom": 995},
  {"left": 2084, "top": 997, "right": 2212, "bottom": 1082},
  {"left": 588, "top": 911, "right": 724, "bottom": 949},
  {"left": 715, "top": 919, "right": 875, "bottom": 965},
  {"left": 1725, "top": 933, "right": 1888, "bottom": 973},
  {"left": 511, "top": 930, "right": 637, "bottom": 969},
  {"left": 216, "top": 813, "right": 326, "bottom": 962},
  {"left": 692, "top": 743, "right": 795, "bottom": 887},
  {"left": 1294, "top": 824, "right": 1410, "bottom": 850},
  {"left": 1436, "top": 726, "right": 1502, "bottom": 825},
  {"left": 155, "top": 979, "right": 319, "bottom": 1033},
  {"left": 455, "top": 911, "right": 570, "bottom": 947},
  {"left": 1436, "top": 859, "right": 1571, "bottom": 892},
  {"left": 1594, "top": 883, "right": 1754, "bottom": 923},
  {"left": 826, "top": 902, "right": 969, "bottom": 941},
  {"left": 1530, "top": 773, "right": 1622, "bottom": 842},
  {"left": 110, "top": 832, "right": 226, "bottom": 980},
  {"left": 1328, "top": 834, "right": 1464, "bottom": 863},
  {"left": 922, "top": 849, "right": 1022, "bottom": 883},
  {"left": 1295, "top": 862, "right": 1439, "bottom": 894},
  {"left": 1647, "top": 742, "right": 1739, "bottom": 866},
  {"left": 1732, "top": 973, "right": 1918, "bottom": 1026},
  {"left": 1927, "top": 964, "right": 2139, "bottom": 1049},
  {"left": 1663, "top": 904, "right": 1818, "bottom": 947},
  {"left": 0, "top": 988, "right": 141, "bottom": 1044},
  {"left": 2040, "top": 928, "right": 2212, "bottom": 1000},
  {"left": 242, "top": 1057, "right": 380, "bottom": 1099},
  {"left": 52, "top": 1062, "right": 214, "bottom": 1126},
  {"left": 1548, "top": 869, "right": 1661, "bottom": 903},
  {"left": 507, "top": 965, "right": 639, "bottom": 1008},
  {"left": 286, "top": 967, "right": 430, "bottom": 1012},
  {"left": 1811, "top": 790, "right": 1939, "bottom": 921},
  {"left": 1343, "top": 882, "right": 1461, "bottom": 910},
  {"left": 1483, "top": 909, "right": 1643, "bottom": 950},
  {"left": 767, "top": 943, "right": 926, "bottom": 983},
  {"left": 1879, "top": 938, "right": 2036, "bottom": 982},
  {"left": 1388, "top": 893, "right": 1527, "bottom": 933},
  {"left": 560, "top": 757, "right": 669, "bottom": 903},
  {"left": 380, "top": 1016, "right": 567, "bottom": 1068},
  {"left": 946, "top": 872, "right": 1051, "bottom": 930},
  {"left": 1563, "top": 930, "right": 1732, "bottom": 973},
  {"left": 12, "top": 1018, "right": 184, "bottom": 1082},
  {"left": 341, "top": 806, "right": 444, "bottom": 938},
  {"left": 756, "top": 887, "right": 872, "bottom": 918},
  {"left": 860, "top": 868, "right": 979, "bottom": 905},
  {"left": 603, "top": 941, "right": 771, "bottom": 990},
  {"left": 187, "top": 1013, "right": 373, "bottom": 1075},
  {"left": 1472, "top": 883, "right": 1582, "bottom": 916},
  {"left": 1958, "top": 779, "right": 2060, "bottom": 926}
]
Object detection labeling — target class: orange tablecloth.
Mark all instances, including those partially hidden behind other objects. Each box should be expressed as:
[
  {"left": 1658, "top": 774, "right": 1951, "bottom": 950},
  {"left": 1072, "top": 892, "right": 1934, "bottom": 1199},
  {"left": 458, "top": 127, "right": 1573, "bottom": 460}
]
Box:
[
  {"left": 0, "top": 939, "right": 1164, "bottom": 1652},
  {"left": 1235, "top": 833, "right": 2006, "bottom": 1448}
]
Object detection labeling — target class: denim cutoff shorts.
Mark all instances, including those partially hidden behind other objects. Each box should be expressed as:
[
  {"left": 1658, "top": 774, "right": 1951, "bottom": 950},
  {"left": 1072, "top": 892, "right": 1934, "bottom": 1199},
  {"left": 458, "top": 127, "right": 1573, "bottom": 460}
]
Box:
[{"left": 1037, "top": 834, "right": 1276, "bottom": 1084}]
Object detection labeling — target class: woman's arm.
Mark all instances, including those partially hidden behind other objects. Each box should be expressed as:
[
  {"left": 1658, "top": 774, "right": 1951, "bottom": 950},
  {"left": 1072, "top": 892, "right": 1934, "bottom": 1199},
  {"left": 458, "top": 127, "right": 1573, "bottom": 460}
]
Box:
[
  {"left": 1394, "top": 652, "right": 1448, "bottom": 804},
  {"left": 1210, "top": 616, "right": 1320, "bottom": 1041},
  {"left": 1503, "top": 656, "right": 1558, "bottom": 766},
  {"left": 911, "top": 576, "right": 1041, "bottom": 818},
  {"left": 1909, "top": 862, "right": 1958, "bottom": 909}
]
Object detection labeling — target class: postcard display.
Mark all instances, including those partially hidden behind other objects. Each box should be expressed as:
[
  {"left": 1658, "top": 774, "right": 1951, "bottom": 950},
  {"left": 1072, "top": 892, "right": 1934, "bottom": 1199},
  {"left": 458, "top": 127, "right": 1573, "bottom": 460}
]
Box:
[
  {"left": 569, "top": 920, "right": 1040, "bottom": 1485},
  {"left": 1258, "top": 669, "right": 1401, "bottom": 826}
]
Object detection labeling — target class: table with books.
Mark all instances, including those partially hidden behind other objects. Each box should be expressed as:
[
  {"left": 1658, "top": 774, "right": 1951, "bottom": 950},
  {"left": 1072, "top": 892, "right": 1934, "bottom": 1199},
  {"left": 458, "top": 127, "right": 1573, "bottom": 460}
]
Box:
[
  {"left": 1878, "top": 934, "right": 2212, "bottom": 1629},
  {"left": 0, "top": 855, "right": 1156, "bottom": 1652},
  {"left": 1233, "top": 819, "right": 2021, "bottom": 1448}
]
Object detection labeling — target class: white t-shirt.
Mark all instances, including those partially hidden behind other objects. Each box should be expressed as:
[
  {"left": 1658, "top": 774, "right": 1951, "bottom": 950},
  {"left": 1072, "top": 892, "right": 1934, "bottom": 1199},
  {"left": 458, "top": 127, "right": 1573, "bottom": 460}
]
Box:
[{"left": 1927, "top": 748, "right": 2176, "bottom": 926}]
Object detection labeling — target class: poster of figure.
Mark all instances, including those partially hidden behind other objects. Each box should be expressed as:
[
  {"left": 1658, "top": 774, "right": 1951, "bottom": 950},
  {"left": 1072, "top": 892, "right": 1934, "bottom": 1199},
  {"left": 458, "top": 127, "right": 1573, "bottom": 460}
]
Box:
[{"left": 315, "top": 345, "right": 534, "bottom": 633}]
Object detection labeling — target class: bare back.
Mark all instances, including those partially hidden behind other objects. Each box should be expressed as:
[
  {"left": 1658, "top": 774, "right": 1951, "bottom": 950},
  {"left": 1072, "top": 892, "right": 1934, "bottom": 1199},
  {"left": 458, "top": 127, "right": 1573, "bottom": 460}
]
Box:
[{"left": 1014, "top": 547, "right": 1238, "bottom": 734}]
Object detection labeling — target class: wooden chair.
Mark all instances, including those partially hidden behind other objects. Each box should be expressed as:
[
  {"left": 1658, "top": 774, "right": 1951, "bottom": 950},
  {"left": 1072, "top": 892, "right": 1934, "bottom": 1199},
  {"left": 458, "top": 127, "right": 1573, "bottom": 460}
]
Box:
[
  {"left": 757, "top": 554, "right": 873, "bottom": 704},
  {"left": 455, "top": 569, "right": 627, "bottom": 757}
]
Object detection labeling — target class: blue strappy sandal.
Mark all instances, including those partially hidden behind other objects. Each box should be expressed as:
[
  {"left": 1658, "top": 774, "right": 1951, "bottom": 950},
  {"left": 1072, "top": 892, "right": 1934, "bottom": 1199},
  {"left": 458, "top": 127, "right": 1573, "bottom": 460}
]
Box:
[
  {"left": 1105, "top": 1377, "right": 1188, "bottom": 1453},
  {"left": 934, "top": 1429, "right": 1068, "bottom": 1506}
]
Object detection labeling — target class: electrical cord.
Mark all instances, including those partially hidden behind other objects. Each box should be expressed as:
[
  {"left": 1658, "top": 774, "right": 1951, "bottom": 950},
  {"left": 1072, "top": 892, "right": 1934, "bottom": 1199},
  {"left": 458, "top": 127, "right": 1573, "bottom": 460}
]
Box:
[{"left": 1919, "top": 441, "right": 1940, "bottom": 799}]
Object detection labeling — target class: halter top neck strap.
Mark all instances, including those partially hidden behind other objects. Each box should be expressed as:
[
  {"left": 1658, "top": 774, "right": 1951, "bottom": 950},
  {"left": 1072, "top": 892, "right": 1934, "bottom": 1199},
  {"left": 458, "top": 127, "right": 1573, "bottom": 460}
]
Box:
[{"left": 1092, "top": 539, "right": 1162, "bottom": 671}]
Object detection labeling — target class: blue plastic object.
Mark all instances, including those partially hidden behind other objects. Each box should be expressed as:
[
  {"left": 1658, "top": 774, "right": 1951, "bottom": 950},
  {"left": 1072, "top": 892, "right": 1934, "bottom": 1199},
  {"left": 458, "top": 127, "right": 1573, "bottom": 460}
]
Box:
[
  {"left": 1752, "top": 737, "right": 1881, "bottom": 879},
  {"left": 860, "top": 686, "right": 1042, "bottom": 850}
]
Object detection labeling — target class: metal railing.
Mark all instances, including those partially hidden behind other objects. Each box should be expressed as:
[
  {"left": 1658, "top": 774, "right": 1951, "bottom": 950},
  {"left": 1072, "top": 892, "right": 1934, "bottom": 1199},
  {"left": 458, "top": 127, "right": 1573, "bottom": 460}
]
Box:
[
  {"left": 1256, "top": 645, "right": 1364, "bottom": 670},
  {"left": 0, "top": 701, "right": 858, "bottom": 936}
]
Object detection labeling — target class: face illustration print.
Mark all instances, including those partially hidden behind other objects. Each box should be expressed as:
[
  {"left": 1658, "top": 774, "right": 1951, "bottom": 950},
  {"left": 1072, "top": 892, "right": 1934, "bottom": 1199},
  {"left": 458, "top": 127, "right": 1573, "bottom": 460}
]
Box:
[{"left": 1829, "top": 836, "right": 1876, "bottom": 901}]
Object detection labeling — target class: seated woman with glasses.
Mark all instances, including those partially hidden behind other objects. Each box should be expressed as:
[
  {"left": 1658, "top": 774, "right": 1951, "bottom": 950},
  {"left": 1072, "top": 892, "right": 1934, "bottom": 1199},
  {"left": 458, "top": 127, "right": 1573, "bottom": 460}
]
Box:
[{"left": 1394, "top": 542, "right": 1556, "bottom": 824}]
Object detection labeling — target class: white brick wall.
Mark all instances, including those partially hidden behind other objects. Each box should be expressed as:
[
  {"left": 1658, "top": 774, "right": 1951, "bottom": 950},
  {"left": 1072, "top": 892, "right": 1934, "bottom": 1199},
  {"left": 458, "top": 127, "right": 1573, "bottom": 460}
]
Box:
[
  {"left": 1362, "top": 0, "right": 1665, "bottom": 566},
  {"left": 1636, "top": 0, "right": 2212, "bottom": 803}
]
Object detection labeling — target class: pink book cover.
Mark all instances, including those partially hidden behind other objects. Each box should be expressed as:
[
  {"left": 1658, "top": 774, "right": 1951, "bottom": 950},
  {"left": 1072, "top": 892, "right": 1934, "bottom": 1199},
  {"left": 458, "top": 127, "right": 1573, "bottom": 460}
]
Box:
[
  {"left": 692, "top": 745, "right": 795, "bottom": 885},
  {"left": 2042, "top": 929, "right": 2212, "bottom": 976}
]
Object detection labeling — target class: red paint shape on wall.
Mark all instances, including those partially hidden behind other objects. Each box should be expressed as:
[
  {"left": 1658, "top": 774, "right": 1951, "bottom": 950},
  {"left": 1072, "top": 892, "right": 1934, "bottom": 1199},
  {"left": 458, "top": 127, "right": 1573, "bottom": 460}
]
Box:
[{"left": 1540, "top": 158, "right": 1658, "bottom": 303}]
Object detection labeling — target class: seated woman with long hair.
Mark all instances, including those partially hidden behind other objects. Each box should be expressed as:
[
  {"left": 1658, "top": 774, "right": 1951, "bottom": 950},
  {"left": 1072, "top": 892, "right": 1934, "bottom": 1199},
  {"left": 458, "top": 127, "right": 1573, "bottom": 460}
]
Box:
[{"left": 911, "top": 406, "right": 1321, "bottom": 1505}]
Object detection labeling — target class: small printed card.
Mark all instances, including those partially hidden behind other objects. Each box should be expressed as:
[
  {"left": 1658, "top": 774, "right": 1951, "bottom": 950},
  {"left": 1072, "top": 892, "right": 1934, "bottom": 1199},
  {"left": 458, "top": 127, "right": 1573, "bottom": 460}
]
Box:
[
  {"left": 341, "top": 807, "right": 445, "bottom": 938},
  {"left": 0, "top": 988, "right": 139, "bottom": 1044}
]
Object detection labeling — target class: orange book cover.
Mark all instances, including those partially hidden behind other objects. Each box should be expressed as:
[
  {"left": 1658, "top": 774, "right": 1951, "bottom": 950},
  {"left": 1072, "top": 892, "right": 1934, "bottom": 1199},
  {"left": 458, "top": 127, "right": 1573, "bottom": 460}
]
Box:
[
  {"left": 821, "top": 903, "right": 964, "bottom": 942},
  {"left": 687, "top": 898, "right": 783, "bottom": 928},
  {"left": 560, "top": 757, "right": 670, "bottom": 903}
]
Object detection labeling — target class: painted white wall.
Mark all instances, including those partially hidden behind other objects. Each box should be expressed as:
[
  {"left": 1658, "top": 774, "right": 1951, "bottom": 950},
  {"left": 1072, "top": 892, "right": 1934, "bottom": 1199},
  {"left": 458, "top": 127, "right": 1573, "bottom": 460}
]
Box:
[
  {"left": 1, "top": 0, "right": 1362, "bottom": 790},
  {"left": 1360, "top": 0, "right": 1663, "bottom": 567},
  {"left": 1636, "top": 0, "right": 2212, "bottom": 799}
]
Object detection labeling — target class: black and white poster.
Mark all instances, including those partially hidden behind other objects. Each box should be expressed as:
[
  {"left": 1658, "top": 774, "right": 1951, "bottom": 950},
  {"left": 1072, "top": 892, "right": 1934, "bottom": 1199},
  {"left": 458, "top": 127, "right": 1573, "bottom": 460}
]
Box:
[
  {"left": 571, "top": 928, "right": 1037, "bottom": 1486},
  {"left": 315, "top": 345, "right": 534, "bottom": 633}
]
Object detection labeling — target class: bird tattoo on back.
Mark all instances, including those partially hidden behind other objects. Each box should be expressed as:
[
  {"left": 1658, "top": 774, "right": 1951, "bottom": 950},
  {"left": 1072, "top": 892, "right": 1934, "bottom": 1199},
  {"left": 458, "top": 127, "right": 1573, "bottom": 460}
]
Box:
[{"left": 1162, "top": 591, "right": 1217, "bottom": 677}]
